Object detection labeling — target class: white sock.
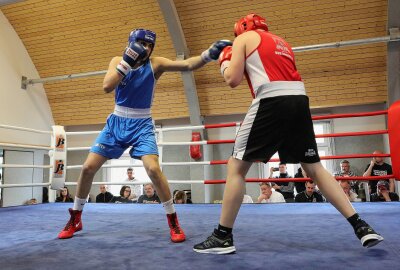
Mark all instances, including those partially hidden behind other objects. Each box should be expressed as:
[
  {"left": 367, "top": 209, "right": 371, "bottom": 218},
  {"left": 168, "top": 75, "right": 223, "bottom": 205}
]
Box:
[
  {"left": 73, "top": 197, "right": 86, "bottom": 211},
  {"left": 162, "top": 199, "right": 175, "bottom": 214}
]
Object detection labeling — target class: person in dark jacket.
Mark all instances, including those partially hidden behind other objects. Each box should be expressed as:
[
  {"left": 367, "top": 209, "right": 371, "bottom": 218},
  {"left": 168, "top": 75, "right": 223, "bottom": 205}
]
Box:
[
  {"left": 56, "top": 187, "right": 74, "bottom": 203},
  {"left": 111, "top": 186, "right": 134, "bottom": 203},
  {"left": 96, "top": 185, "right": 114, "bottom": 203}
]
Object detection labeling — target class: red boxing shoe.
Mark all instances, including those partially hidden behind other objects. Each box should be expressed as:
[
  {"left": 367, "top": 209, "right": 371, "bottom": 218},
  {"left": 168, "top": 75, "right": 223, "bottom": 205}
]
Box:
[
  {"left": 167, "top": 212, "right": 186, "bottom": 243},
  {"left": 58, "top": 208, "right": 83, "bottom": 239}
]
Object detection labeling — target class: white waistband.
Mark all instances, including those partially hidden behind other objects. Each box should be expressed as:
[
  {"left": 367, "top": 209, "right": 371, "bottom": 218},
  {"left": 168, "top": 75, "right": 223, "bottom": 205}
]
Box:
[
  {"left": 255, "top": 81, "right": 306, "bottom": 99},
  {"left": 113, "top": 105, "right": 151, "bottom": 119}
]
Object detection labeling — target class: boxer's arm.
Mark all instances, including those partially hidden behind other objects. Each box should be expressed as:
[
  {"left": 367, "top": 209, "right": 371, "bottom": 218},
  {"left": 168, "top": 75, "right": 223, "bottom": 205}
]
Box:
[
  {"left": 151, "top": 55, "right": 206, "bottom": 79},
  {"left": 222, "top": 34, "right": 247, "bottom": 88},
  {"left": 152, "top": 40, "right": 232, "bottom": 78},
  {"left": 103, "top": 57, "right": 124, "bottom": 93},
  {"left": 362, "top": 162, "right": 374, "bottom": 177}
]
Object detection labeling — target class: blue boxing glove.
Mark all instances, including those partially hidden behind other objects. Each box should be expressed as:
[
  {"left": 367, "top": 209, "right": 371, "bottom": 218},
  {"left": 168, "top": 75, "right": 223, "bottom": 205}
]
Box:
[
  {"left": 116, "top": 42, "right": 148, "bottom": 77},
  {"left": 201, "top": 40, "right": 233, "bottom": 63}
]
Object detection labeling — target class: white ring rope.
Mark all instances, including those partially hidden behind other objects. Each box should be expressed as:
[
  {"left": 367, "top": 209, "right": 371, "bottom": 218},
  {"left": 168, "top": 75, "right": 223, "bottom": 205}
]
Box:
[
  {"left": 66, "top": 141, "right": 210, "bottom": 151},
  {"left": 65, "top": 180, "right": 205, "bottom": 186},
  {"left": 0, "top": 124, "right": 52, "bottom": 134},
  {"left": 65, "top": 131, "right": 101, "bottom": 136},
  {"left": 66, "top": 161, "right": 211, "bottom": 170},
  {"left": 0, "top": 180, "right": 204, "bottom": 188},
  {"left": 0, "top": 182, "right": 51, "bottom": 188},
  {"left": 0, "top": 164, "right": 52, "bottom": 169},
  {"left": 0, "top": 142, "right": 52, "bottom": 150},
  {"left": 65, "top": 123, "right": 242, "bottom": 136}
]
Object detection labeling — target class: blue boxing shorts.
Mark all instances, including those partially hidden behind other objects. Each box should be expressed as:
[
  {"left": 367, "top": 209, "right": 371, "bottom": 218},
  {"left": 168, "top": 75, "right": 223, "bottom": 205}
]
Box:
[{"left": 90, "top": 114, "right": 158, "bottom": 159}]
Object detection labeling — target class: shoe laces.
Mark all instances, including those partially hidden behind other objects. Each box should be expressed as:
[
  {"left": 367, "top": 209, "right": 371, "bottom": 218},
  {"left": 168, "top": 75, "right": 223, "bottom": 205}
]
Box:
[
  {"left": 171, "top": 225, "right": 182, "bottom": 235},
  {"left": 63, "top": 218, "right": 73, "bottom": 231},
  {"left": 63, "top": 214, "right": 77, "bottom": 231},
  {"left": 202, "top": 235, "right": 219, "bottom": 248},
  {"left": 355, "top": 221, "right": 369, "bottom": 232}
]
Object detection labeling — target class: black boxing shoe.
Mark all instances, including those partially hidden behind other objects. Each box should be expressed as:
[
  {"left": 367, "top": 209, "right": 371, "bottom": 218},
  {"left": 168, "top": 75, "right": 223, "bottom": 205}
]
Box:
[
  {"left": 193, "top": 230, "right": 236, "bottom": 254},
  {"left": 355, "top": 221, "right": 384, "bottom": 248}
]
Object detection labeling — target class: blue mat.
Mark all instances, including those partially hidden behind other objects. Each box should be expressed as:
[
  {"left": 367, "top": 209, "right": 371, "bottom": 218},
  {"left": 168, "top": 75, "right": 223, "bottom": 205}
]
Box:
[{"left": 0, "top": 203, "right": 399, "bottom": 270}]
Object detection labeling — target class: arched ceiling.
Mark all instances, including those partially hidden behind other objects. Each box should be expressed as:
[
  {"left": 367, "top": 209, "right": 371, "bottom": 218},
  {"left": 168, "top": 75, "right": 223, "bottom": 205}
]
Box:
[{"left": 1, "top": 0, "right": 388, "bottom": 126}]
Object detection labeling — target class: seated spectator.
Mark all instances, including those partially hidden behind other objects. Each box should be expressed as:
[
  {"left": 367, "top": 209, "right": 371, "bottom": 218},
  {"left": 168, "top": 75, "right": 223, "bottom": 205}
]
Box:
[
  {"left": 334, "top": 160, "right": 359, "bottom": 194},
  {"left": 111, "top": 186, "right": 134, "bottom": 203},
  {"left": 174, "top": 190, "right": 188, "bottom": 204},
  {"left": 370, "top": 180, "right": 399, "bottom": 202},
  {"left": 173, "top": 190, "right": 192, "bottom": 204},
  {"left": 363, "top": 150, "right": 395, "bottom": 194},
  {"left": 56, "top": 187, "right": 74, "bottom": 203},
  {"left": 339, "top": 180, "right": 361, "bottom": 202},
  {"left": 137, "top": 183, "right": 161, "bottom": 204},
  {"left": 295, "top": 181, "right": 324, "bottom": 203},
  {"left": 96, "top": 184, "right": 114, "bottom": 203},
  {"left": 270, "top": 163, "right": 294, "bottom": 202},
  {"left": 25, "top": 198, "right": 38, "bottom": 205},
  {"left": 242, "top": 194, "right": 253, "bottom": 203},
  {"left": 257, "top": 182, "right": 285, "bottom": 203},
  {"left": 294, "top": 167, "right": 307, "bottom": 194}
]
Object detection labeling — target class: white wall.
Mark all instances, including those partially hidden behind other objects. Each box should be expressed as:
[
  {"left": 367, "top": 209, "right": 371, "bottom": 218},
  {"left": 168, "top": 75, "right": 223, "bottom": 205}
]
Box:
[
  {"left": 0, "top": 11, "right": 54, "bottom": 205},
  {"left": 0, "top": 11, "right": 54, "bottom": 146}
]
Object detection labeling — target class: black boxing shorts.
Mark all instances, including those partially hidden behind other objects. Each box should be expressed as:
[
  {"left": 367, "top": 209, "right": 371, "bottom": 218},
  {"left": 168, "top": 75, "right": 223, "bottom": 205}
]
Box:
[{"left": 232, "top": 95, "right": 320, "bottom": 164}]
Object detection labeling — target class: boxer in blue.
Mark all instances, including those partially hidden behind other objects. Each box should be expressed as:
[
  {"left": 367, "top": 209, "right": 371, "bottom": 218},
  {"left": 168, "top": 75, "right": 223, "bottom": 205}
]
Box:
[{"left": 58, "top": 28, "right": 231, "bottom": 242}]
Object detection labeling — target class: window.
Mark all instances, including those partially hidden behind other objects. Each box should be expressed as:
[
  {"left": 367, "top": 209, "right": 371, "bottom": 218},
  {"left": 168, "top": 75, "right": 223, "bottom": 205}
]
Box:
[{"left": 262, "top": 121, "right": 333, "bottom": 178}]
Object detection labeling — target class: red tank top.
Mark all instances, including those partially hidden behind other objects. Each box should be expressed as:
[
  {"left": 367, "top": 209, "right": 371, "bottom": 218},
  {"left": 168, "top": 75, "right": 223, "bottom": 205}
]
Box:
[{"left": 245, "top": 31, "right": 304, "bottom": 98}]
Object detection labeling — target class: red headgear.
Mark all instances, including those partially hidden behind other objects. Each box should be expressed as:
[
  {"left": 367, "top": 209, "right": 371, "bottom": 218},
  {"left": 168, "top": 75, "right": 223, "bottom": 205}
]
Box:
[{"left": 234, "top": 13, "right": 269, "bottom": 37}]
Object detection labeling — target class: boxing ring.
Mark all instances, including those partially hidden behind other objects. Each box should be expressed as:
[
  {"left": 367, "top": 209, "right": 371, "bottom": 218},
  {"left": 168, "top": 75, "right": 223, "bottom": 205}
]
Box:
[
  {"left": 0, "top": 101, "right": 400, "bottom": 270},
  {"left": 1, "top": 27, "right": 400, "bottom": 268},
  {"left": 0, "top": 203, "right": 399, "bottom": 270}
]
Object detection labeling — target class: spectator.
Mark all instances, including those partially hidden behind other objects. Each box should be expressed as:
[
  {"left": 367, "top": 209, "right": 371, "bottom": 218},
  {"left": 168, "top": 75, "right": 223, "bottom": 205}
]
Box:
[
  {"left": 294, "top": 167, "right": 308, "bottom": 194},
  {"left": 334, "top": 160, "right": 359, "bottom": 195},
  {"left": 125, "top": 167, "right": 143, "bottom": 200},
  {"left": 96, "top": 184, "right": 114, "bottom": 203},
  {"left": 26, "top": 198, "right": 38, "bottom": 205},
  {"left": 363, "top": 150, "right": 395, "bottom": 194},
  {"left": 257, "top": 182, "right": 285, "bottom": 203},
  {"left": 56, "top": 187, "right": 74, "bottom": 203},
  {"left": 370, "top": 181, "right": 399, "bottom": 202},
  {"left": 295, "top": 181, "right": 324, "bottom": 203},
  {"left": 339, "top": 181, "right": 361, "bottom": 202},
  {"left": 173, "top": 190, "right": 193, "bottom": 204},
  {"left": 174, "top": 190, "right": 187, "bottom": 204},
  {"left": 334, "top": 160, "right": 356, "bottom": 177},
  {"left": 270, "top": 163, "right": 294, "bottom": 202},
  {"left": 111, "top": 186, "right": 134, "bottom": 203},
  {"left": 137, "top": 183, "right": 161, "bottom": 204}
]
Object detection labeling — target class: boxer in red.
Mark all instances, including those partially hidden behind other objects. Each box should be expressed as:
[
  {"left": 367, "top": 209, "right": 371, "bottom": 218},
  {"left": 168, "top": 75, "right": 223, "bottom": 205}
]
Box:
[{"left": 193, "top": 14, "right": 383, "bottom": 254}]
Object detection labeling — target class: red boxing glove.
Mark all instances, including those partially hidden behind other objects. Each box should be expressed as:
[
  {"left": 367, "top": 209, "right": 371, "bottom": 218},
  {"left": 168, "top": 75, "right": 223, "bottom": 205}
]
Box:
[{"left": 218, "top": 46, "right": 232, "bottom": 75}]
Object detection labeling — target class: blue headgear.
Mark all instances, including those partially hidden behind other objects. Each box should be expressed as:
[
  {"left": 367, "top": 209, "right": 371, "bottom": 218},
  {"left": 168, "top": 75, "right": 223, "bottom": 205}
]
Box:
[{"left": 128, "top": 29, "right": 156, "bottom": 58}]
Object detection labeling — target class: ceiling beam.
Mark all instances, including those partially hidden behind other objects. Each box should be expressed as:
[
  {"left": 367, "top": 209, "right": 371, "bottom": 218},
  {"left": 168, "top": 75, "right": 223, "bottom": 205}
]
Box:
[
  {"left": 157, "top": 0, "right": 202, "bottom": 126},
  {"left": 387, "top": 0, "right": 400, "bottom": 106}
]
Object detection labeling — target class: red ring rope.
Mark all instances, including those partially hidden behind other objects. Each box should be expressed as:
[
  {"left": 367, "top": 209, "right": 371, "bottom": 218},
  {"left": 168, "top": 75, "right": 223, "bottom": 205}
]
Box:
[
  {"left": 209, "top": 153, "right": 391, "bottom": 165},
  {"left": 204, "top": 175, "right": 395, "bottom": 184}
]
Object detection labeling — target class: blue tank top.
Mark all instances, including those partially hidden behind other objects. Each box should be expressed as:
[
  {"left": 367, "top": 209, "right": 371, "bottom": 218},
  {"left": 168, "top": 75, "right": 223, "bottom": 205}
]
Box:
[{"left": 115, "top": 60, "right": 156, "bottom": 109}]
